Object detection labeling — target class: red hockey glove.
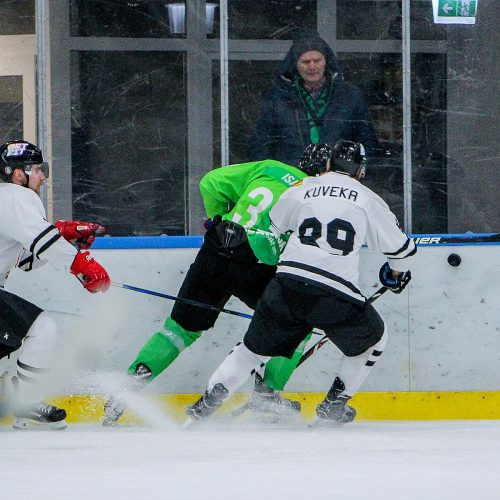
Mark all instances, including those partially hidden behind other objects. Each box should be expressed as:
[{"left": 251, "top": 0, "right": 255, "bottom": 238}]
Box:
[
  {"left": 70, "top": 250, "right": 110, "bottom": 293},
  {"left": 55, "top": 220, "right": 106, "bottom": 249}
]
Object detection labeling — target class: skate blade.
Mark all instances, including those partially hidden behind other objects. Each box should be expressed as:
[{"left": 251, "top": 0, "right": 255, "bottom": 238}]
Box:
[
  {"left": 254, "top": 410, "right": 304, "bottom": 425},
  {"left": 227, "top": 402, "right": 301, "bottom": 424},
  {"left": 182, "top": 416, "right": 198, "bottom": 429},
  {"left": 102, "top": 418, "right": 119, "bottom": 427},
  {"left": 249, "top": 403, "right": 301, "bottom": 418},
  {"left": 251, "top": 413, "right": 285, "bottom": 425},
  {"left": 102, "top": 410, "right": 124, "bottom": 427},
  {"left": 307, "top": 417, "right": 349, "bottom": 428},
  {"left": 13, "top": 418, "right": 67, "bottom": 431}
]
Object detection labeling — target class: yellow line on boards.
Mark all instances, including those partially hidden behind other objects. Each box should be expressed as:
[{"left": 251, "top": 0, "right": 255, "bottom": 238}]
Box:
[{"left": 2, "top": 392, "right": 500, "bottom": 425}]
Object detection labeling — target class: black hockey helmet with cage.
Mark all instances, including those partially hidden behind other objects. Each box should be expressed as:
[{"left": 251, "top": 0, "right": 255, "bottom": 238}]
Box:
[
  {"left": 298, "top": 143, "right": 334, "bottom": 176},
  {"left": 0, "top": 140, "right": 49, "bottom": 182}
]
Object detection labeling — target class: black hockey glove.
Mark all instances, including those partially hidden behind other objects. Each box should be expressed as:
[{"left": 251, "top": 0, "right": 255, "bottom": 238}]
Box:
[{"left": 379, "top": 262, "right": 411, "bottom": 294}]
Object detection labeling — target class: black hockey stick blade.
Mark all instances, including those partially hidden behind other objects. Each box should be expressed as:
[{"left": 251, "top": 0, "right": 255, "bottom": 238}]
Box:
[{"left": 413, "top": 233, "right": 500, "bottom": 245}]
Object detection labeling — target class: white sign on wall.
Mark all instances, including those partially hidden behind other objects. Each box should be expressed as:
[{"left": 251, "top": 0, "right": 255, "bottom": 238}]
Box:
[{"left": 432, "top": 0, "right": 478, "bottom": 24}]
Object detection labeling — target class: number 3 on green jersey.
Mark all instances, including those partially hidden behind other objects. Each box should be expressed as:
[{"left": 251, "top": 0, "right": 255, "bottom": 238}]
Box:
[{"left": 231, "top": 187, "right": 274, "bottom": 228}]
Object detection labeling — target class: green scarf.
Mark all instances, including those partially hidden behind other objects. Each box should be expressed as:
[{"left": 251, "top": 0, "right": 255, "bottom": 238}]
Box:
[{"left": 295, "top": 72, "right": 335, "bottom": 144}]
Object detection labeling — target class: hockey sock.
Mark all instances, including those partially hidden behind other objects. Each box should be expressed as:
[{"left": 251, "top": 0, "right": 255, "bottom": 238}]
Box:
[
  {"left": 16, "top": 312, "right": 59, "bottom": 406},
  {"left": 128, "top": 317, "right": 201, "bottom": 379},
  {"left": 207, "top": 342, "right": 270, "bottom": 396},
  {"left": 262, "top": 332, "right": 312, "bottom": 391},
  {"left": 337, "top": 328, "right": 388, "bottom": 397}
]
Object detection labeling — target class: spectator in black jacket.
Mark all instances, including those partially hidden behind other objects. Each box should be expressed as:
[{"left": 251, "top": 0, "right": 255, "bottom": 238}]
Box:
[{"left": 248, "top": 34, "right": 378, "bottom": 167}]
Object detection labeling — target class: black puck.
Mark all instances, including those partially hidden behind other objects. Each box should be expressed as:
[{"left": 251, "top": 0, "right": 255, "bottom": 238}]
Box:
[{"left": 447, "top": 253, "right": 462, "bottom": 267}]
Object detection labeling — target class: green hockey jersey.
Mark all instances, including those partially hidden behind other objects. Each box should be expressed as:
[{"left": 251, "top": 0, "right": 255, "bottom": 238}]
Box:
[{"left": 199, "top": 160, "right": 307, "bottom": 265}]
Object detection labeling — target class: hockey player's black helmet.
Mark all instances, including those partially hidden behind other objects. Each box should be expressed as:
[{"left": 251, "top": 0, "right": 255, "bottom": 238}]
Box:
[
  {"left": 298, "top": 143, "right": 334, "bottom": 176},
  {"left": 331, "top": 140, "right": 366, "bottom": 179},
  {"left": 299, "top": 141, "right": 366, "bottom": 179},
  {"left": 0, "top": 140, "right": 49, "bottom": 182}
]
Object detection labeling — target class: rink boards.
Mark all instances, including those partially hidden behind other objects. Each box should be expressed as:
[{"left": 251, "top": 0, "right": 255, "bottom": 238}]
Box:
[
  {"left": 1, "top": 233, "right": 500, "bottom": 423},
  {"left": 2, "top": 391, "right": 500, "bottom": 425},
  {"left": 38, "top": 390, "right": 500, "bottom": 423}
]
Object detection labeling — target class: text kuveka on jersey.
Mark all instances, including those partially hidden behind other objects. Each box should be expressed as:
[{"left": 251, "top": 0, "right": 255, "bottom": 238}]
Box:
[
  {"left": 270, "top": 171, "right": 416, "bottom": 304},
  {"left": 303, "top": 185, "right": 359, "bottom": 201}
]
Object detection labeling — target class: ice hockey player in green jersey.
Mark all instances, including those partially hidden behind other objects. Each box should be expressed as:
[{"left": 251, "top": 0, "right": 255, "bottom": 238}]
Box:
[{"left": 103, "top": 158, "right": 312, "bottom": 425}]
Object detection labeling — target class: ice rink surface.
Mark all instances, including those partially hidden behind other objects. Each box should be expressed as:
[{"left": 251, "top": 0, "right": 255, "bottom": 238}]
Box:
[{"left": 1, "top": 419, "right": 500, "bottom": 500}]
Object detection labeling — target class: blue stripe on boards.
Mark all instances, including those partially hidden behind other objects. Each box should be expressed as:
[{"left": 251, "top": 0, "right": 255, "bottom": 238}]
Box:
[
  {"left": 90, "top": 233, "right": 499, "bottom": 250},
  {"left": 92, "top": 235, "right": 204, "bottom": 250}
]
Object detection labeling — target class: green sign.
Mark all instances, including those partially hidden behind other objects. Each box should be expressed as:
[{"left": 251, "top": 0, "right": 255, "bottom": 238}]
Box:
[
  {"left": 438, "top": 0, "right": 477, "bottom": 17},
  {"left": 433, "top": 0, "right": 478, "bottom": 24}
]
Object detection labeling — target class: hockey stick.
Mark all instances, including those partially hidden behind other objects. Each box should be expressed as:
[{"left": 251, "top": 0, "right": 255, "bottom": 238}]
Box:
[
  {"left": 296, "top": 285, "right": 388, "bottom": 368},
  {"left": 111, "top": 281, "right": 254, "bottom": 320},
  {"left": 413, "top": 233, "right": 500, "bottom": 245},
  {"left": 112, "top": 281, "right": 326, "bottom": 337}
]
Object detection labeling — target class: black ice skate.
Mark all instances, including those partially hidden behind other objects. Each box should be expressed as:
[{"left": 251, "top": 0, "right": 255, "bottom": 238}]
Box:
[
  {"left": 248, "top": 373, "right": 301, "bottom": 416},
  {"left": 13, "top": 401, "right": 67, "bottom": 430},
  {"left": 315, "top": 377, "right": 356, "bottom": 424},
  {"left": 184, "top": 383, "right": 229, "bottom": 426},
  {"left": 102, "top": 363, "right": 152, "bottom": 426}
]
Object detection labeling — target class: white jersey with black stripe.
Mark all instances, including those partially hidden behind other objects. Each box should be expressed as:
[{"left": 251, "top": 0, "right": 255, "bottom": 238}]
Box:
[
  {"left": 0, "top": 183, "right": 77, "bottom": 287},
  {"left": 269, "top": 171, "right": 416, "bottom": 304}
]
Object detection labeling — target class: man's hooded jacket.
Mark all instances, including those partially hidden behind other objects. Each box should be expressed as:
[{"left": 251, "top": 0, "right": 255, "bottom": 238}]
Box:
[{"left": 248, "top": 35, "right": 378, "bottom": 167}]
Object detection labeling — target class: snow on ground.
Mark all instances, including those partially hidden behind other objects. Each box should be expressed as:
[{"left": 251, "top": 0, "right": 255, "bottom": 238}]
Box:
[{"left": 1, "top": 419, "right": 500, "bottom": 500}]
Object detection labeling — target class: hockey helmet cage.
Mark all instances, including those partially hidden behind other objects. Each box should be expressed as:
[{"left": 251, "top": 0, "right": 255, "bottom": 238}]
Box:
[
  {"left": 331, "top": 140, "right": 366, "bottom": 179},
  {"left": 298, "top": 143, "right": 334, "bottom": 176},
  {"left": 0, "top": 141, "right": 49, "bottom": 182}
]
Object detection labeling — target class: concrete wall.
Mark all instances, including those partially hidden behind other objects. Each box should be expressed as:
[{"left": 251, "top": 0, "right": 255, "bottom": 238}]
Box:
[{"left": 3, "top": 238, "right": 500, "bottom": 395}]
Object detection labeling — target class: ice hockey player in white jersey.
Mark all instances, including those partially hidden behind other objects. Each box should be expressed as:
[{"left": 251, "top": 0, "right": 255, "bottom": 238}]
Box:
[
  {"left": 185, "top": 140, "right": 416, "bottom": 425},
  {"left": 0, "top": 140, "right": 110, "bottom": 430}
]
